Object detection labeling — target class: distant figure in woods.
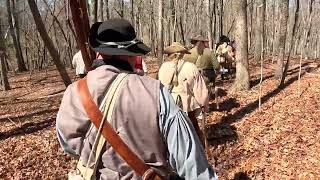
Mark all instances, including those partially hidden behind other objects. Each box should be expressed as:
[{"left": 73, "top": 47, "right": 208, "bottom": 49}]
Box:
[
  {"left": 72, "top": 50, "right": 86, "bottom": 78},
  {"left": 158, "top": 42, "right": 209, "bottom": 148},
  {"left": 184, "top": 35, "right": 220, "bottom": 87},
  {"left": 216, "top": 35, "right": 236, "bottom": 79},
  {"left": 56, "top": 19, "right": 217, "bottom": 179}
]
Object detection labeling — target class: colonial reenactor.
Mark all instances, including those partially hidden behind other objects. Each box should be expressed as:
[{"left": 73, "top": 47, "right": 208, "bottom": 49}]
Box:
[
  {"left": 72, "top": 50, "right": 87, "bottom": 78},
  {"left": 183, "top": 35, "right": 219, "bottom": 87},
  {"left": 216, "top": 35, "right": 235, "bottom": 80},
  {"left": 158, "top": 42, "right": 209, "bottom": 148},
  {"left": 56, "top": 19, "right": 217, "bottom": 180}
]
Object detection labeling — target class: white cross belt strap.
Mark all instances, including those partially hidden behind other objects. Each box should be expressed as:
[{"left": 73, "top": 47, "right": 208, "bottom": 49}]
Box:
[{"left": 68, "top": 73, "right": 129, "bottom": 180}]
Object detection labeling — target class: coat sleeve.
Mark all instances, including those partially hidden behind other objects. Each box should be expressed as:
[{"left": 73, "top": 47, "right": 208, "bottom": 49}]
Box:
[
  {"left": 158, "top": 85, "right": 217, "bottom": 179},
  {"left": 56, "top": 83, "right": 91, "bottom": 156}
]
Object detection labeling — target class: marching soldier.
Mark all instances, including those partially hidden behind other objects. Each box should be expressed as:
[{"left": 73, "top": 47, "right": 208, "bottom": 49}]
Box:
[
  {"left": 72, "top": 50, "right": 87, "bottom": 78},
  {"left": 184, "top": 35, "right": 220, "bottom": 99},
  {"left": 216, "top": 35, "right": 235, "bottom": 80},
  {"left": 56, "top": 19, "right": 217, "bottom": 179},
  {"left": 158, "top": 42, "right": 209, "bottom": 148}
]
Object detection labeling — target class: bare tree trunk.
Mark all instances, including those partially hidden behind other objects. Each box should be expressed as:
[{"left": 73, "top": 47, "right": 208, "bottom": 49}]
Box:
[
  {"left": 27, "top": 0, "right": 71, "bottom": 86},
  {"left": 205, "top": 0, "right": 213, "bottom": 49},
  {"left": 120, "top": 0, "right": 124, "bottom": 18},
  {"left": 157, "top": 0, "right": 164, "bottom": 64},
  {"left": 171, "top": 0, "right": 177, "bottom": 42},
  {"left": 231, "top": 0, "right": 250, "bottom": 92},
  {"left": 0, "top": 19, "right": 10, "bottom": 90},
  {"left": 259, "top": 31, "right": 264, "bottom": 111},
  {"left": 0, "top": 55, "right": 10, "bottom": 91},
  {"left": 167, "top": 0, "right": 173, "bottom": 45},
  {"left": 6, "top": 0, "right": 27, "bottom": 72},
  {"left": 99, "top": 0, "right": 104, "bottom": 21},
  {"left": 215, "top": 0, "right": 223, "bottom": 41},
  {"left": 93, "top": 0, "right": 98, "bottom": 23},
  {"left": 220, "top": 0, "right": 223, "bottom": 35},
  {"left": 272, "top": 2, "right": 279, "bottom": 64},
  {"left": 254, "top": 0, "right": 265, "bottom": 63},
  {"left": 131, "top": 0, "right": 135, "bottom": 27},
  {"left": 11, "top": 0, "right": 24, "bottom": 65},
  {"left": 105, "top": 0, "right": 110, "bottom": 20},
  {"left": 275, "top": 0, "right": 289, "bottom": 79},
  {"left": 303, "top": 0, "right": 315, "bottom": 60},
  {"left": 280, "top": 0, "right": 300, "bottom": 86},
  {"left": 179, "top": 16, "right": 186, "bottom": 45}
]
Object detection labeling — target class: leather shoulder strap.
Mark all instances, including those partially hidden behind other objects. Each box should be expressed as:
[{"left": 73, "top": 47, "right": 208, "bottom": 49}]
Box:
[{"left": 77, "top": 76, "right": 162, "bottom": 180}]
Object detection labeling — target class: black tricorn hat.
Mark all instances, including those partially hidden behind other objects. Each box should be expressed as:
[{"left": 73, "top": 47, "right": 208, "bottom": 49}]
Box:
[{"left": 89, "top": 19, "right": 151, "bottom": 56}]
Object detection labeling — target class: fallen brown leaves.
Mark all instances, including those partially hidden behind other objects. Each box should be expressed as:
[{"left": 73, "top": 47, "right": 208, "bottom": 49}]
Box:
[
  {"left": 208, "top": 58, "right": 320, "bottom": 179},
  {"left": 0, "top": 67, "right": 76, "bottom": 179},
  {"left": 0, "top": 59, "right": 319, "bottom": 179}
]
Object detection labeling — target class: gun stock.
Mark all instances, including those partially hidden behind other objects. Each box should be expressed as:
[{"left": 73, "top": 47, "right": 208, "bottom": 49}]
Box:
[{"left": 69, "top": 0, "right": 95, "bottom": 71}]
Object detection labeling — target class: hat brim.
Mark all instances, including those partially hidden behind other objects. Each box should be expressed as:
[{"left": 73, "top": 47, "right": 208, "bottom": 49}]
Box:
[
  {"left": 89, "top": 22, "right": 151, "bottom": 56},
  {"left": 190, "top": 38, "right": 209, "bottom": 45},
  {"left": 164, "top": 49, "right": 191, "bottom": 55},
  {"left": 163, "top": 47, "right": 191, "bottom": 55}
]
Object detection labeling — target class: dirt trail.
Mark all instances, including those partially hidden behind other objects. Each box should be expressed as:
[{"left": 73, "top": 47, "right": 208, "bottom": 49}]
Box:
[{"left": 0, "top": 59, "right": 319, "bottom": 179}]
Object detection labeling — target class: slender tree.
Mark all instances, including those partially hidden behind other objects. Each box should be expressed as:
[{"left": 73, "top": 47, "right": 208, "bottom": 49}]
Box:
[
  {"left": 130, "top": 0, "right": 134, "bottom": 27},
  {"left": 11, "top": 0, "right": 24, "bottom": 63},
  {"left": 275, "top": 0, "right": 289, "bottom": 79},
  {"left": 254, "top": 0, "right": 266, "bottom": 63},
  {"left": 280, "top": 0, "right": 300, "bottom": 86},
  {"left": 205, "top": 0, "right": 213, "bottom": 49},
  {"left": 93, "top": 0, "right": 98, "bottom": 23},
  {"left": 0, "top": 19, "right": 10, "bottom": 90},
  {"left": 6, "top": 0, "right": 27, "bottom": 72},
  {"left": 157, "top": 0, "right": 164, "bottom": 64},
  {"left": 99, "top": 0, "right": 104, "bottom": 21},
  {"left": 105, "top": 0, "right": 110, "bottom": 20},
  {"left": 27, "top": 0, "right": 71, "bottom": 86},
  {"left": 231, "top": 0, "right": 250, "bottom": 92}
]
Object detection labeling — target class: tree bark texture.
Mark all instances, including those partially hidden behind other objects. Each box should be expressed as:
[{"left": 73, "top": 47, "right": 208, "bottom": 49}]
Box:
[
  {"left": 27, "top": 0, "right": 71, "bottom": 87},
  {"left": 231, "top": 0, "right": 250, "bottom": 92},
  {"left": 205, "top": 0, "right": 213, "bottom": 49},
  {"left": 254, "top": 0, "right": 266, "bottom": 63},
  {"left": 157, "top": 0, "right": 164, "bottom": 64},
  {"left": 280, "top": 0, "right": 300, "bottom": 86},
  {"left": 275, "top": 0, "right": 289, "bottom": 79},
  {"left": 6, "top": 0, "right": 27, "bottom": 72},
  {"left": 0, "top": 19, "right": 10, "bottom": 90},
  {"left": 105, "top": 0, "right": 110, "bottom": 20},
  {"left": 93, "top": 0, "right": 98, "bottom": 23},
  {"left": 99, "top": 0, "right": 104, "bottom": 21}
]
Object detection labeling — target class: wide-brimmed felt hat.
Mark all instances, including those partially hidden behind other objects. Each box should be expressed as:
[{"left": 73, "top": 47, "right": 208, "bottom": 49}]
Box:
[
  {"left": 190, "top": 35, "right": 209, "bottom": 44},
  {"left": 219, "top": 35, "right": 231, "bottom": 43},
  {"left": 163, "top": 42, "right": 191, "bottom": 55},
  {"left": 89, "top": 19, "right": 151, "bottom": 56}
]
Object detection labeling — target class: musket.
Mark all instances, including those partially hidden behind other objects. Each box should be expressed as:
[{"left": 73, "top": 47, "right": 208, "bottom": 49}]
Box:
[
  {"left": 69, "top": 0, "right": 95, "bottom": 71},
  {"left": 186, "top": 84, "right": 212, "bottom": 159}
]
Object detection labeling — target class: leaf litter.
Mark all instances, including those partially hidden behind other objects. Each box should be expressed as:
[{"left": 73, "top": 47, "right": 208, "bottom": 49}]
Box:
[{"left": 0, "top": 58, "right": 319, "bottom": 179}]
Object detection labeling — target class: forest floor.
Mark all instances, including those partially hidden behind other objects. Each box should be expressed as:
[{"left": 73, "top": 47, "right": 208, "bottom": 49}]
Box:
[{"left": 0, "top": 57, "right": 319, "bottom": 179}]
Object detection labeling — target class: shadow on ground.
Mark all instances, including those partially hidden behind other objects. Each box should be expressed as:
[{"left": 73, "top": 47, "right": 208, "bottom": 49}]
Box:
[
  {"left": 206, "top": 62, "right": 317, "bottom": 146},
  {"left": 0, "top": 118, "right": 55, "bottom": 141},
  {"left": 234, "top": 172, "right": 252, "bottom": 180}
]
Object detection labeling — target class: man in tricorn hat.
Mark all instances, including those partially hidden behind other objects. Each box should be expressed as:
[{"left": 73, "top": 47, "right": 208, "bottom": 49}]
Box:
[
  {"left": 158, "top": 42, "right": 208, "bottom": 148},
  {"left": 56, "top": 19, "right": 217, "bottom": 179},
  {"left": 184, "top": 35, "right": 219, "bottom": 95}
]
